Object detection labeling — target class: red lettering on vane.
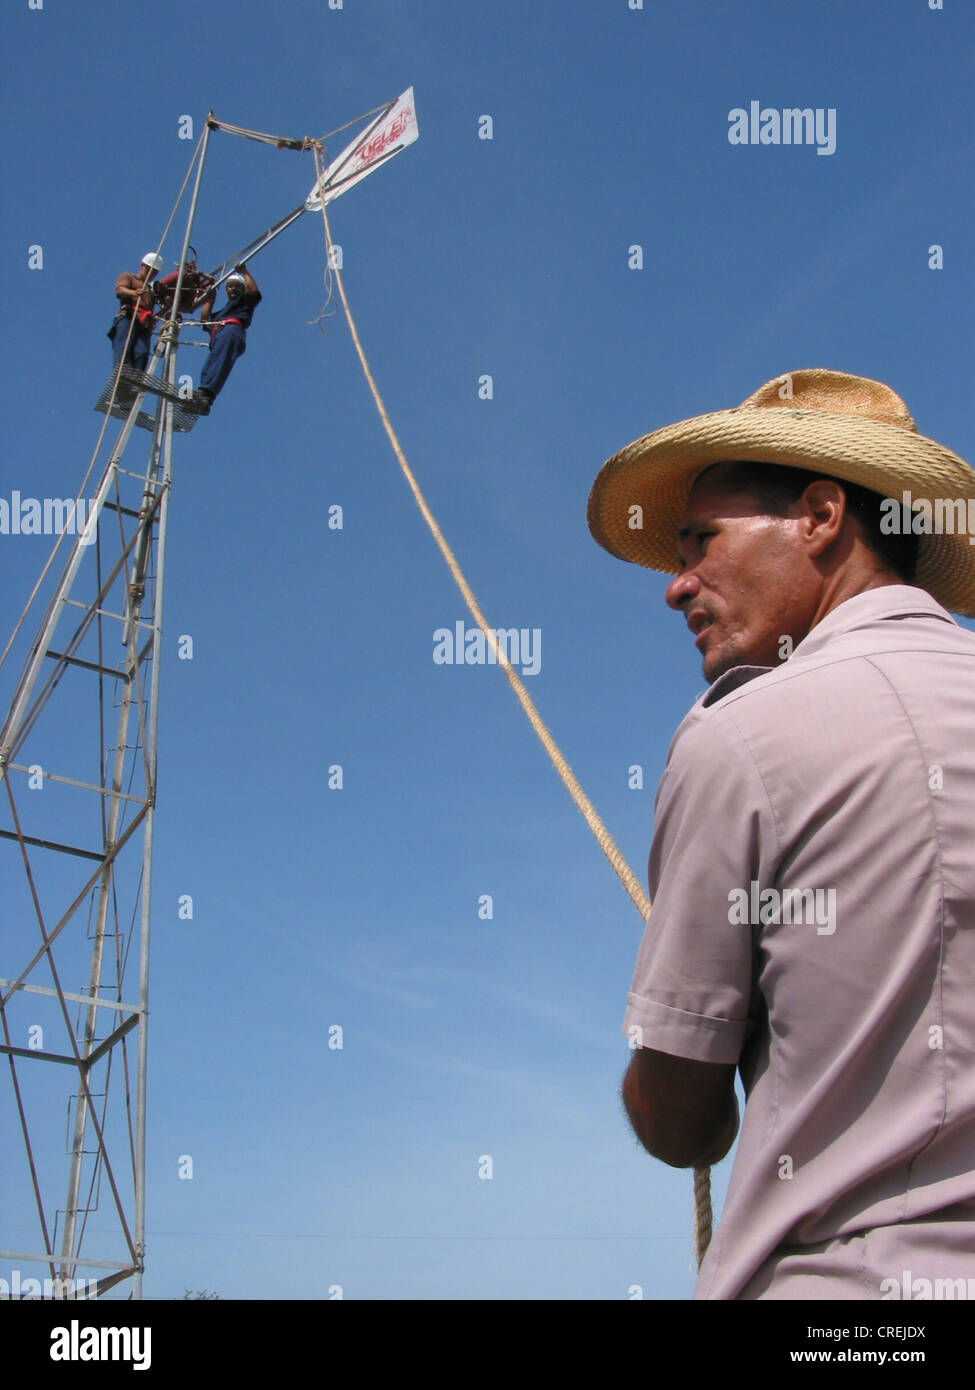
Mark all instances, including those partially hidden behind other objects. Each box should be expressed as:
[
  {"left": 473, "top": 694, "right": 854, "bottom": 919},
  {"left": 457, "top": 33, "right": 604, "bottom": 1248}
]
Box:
[{"left": 356, "top": 108, "right": 414, "bottom": 167}]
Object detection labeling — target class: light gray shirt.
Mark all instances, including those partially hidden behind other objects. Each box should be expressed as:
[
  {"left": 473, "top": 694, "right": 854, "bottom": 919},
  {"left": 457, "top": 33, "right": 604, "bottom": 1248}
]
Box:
[{"left": 623, "top": 585, "right": 975, "bottom": 1299}]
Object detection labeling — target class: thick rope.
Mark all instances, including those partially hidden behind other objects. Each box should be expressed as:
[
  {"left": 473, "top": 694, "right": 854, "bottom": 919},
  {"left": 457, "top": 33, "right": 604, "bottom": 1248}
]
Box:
[
  {"left": 311, "top": 146, "right": 650, "bottom": 921},
  {"left": 693, "top": 1165, "right": 713, "bottom": 1262},
  {"left": 310, "top": 145, "right": 714, "bottom": 1267}
]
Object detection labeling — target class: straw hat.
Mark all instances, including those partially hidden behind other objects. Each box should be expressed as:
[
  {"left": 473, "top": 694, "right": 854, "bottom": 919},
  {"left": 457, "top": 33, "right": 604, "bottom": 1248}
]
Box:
[{"left": 587, "top": 369, "right": 975, "bottom": 617}]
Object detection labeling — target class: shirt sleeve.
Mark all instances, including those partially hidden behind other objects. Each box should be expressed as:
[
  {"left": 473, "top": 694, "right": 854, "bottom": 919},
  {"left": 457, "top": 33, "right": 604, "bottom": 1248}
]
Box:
[{"left": 623, "top": 705, "right": 779, "bottom": 1064}]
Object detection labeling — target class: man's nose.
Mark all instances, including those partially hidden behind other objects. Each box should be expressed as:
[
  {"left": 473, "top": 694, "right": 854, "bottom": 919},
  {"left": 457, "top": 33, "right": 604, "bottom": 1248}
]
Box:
[{"left": 665, "top": 569, "right": 701, "bottom": 610}]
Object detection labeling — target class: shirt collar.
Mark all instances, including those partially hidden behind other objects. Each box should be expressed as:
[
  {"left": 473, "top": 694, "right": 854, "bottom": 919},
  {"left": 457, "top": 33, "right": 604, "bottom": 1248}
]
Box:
[
  {"left": 790, "top": 584, "right": 955, "bottom": 662},
  {"left": 700, "top": 586, "right": 954, "bottom": 709}
]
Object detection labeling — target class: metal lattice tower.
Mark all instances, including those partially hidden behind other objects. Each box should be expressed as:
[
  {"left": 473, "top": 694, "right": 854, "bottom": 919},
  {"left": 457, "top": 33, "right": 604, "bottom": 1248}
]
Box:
[
  {"left": 0, "top": 127, "right": 212, "bottom": 1300},
  {"left": 1, "top": 96, "right": 420, "bottom": 1301}
]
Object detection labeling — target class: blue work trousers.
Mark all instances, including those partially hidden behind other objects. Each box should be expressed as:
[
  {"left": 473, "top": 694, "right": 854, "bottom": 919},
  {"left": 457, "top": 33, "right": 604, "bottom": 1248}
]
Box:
[
  {"left": 200, "top": 322, "right": 247, "bottom": 398},
  {"left": 109, "top": 314, "right": 151, "bottom": 371}
]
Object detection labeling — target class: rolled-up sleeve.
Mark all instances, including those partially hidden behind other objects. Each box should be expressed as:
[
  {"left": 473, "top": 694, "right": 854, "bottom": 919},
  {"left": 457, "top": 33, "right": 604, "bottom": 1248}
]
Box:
[{"left": 623, "top": 707, "right": 780, "bottom": 1064}]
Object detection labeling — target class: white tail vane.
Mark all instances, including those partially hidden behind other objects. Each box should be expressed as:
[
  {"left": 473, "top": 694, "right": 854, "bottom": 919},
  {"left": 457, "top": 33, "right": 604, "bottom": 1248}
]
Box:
[
  {"left": 305, "top": 87, "right": 419, "bottom": 211},
  {"left": 203, "top": 92, "right": 420, "bottom": 290}
]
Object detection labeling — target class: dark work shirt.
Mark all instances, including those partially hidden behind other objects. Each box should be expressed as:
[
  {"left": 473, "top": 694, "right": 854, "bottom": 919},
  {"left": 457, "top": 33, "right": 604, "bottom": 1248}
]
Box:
[{"left": 209, "top": 290, "right": 261, "bottom": 330}]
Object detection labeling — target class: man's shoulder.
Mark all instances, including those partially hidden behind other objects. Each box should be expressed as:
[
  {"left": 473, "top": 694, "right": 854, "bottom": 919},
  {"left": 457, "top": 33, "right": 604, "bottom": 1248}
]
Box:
[{"left": 667, "top": 602, "right": 975, "bottom": 785}]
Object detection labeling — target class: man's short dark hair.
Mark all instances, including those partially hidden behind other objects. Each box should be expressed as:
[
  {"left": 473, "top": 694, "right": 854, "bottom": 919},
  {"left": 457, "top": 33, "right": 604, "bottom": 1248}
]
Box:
[{"left": 701, "top": 460, "right": 920, "bottom": 583}]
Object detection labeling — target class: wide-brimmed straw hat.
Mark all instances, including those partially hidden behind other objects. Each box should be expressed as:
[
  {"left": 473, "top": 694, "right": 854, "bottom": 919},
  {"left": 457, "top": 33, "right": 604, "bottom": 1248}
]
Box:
[{"left": 587, "top": 368, "right": 975, "bottom": 616}]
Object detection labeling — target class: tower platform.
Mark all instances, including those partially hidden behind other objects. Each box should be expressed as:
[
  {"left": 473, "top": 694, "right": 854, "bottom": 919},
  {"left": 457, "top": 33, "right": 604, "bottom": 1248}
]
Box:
[{"left": 94, "top": 367, "right": 204, "bottom": 433}]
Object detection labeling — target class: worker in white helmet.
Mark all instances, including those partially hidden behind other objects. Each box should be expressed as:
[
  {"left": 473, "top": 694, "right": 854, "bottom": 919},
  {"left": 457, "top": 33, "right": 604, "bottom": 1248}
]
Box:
[
  {"left": 194, "top": 262, "right": 262, "bottom": 413},
  {"left": 108, "top": 252, "right": 164, "bottom": 373}
]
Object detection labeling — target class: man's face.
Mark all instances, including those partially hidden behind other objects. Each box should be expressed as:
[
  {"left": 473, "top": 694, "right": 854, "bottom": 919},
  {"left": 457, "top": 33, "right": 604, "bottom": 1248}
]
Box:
[
  {"left": 665, "top": 464, "right": 818, "bottom": 683},
  {"left": 227, "top": 280, "right": 242, "bottom": 298},
  {"left": 140, "top": 263, "right": 158, "bottom": 282}
]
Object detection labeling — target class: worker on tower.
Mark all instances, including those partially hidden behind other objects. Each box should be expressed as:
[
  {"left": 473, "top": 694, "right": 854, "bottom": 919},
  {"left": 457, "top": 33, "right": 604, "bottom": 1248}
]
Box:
[
  {"left": 194, "top": 264, "right": 261, "bottom": 413},
  {"left": 108, "top": 253, "right": 163, "bottom": 372}
]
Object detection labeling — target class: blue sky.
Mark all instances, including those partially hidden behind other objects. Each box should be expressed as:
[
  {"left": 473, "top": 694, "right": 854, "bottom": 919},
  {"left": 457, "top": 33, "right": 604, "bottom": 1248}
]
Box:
[{"left": 1, "top": 0, "right": 972, "bottom": 1301}]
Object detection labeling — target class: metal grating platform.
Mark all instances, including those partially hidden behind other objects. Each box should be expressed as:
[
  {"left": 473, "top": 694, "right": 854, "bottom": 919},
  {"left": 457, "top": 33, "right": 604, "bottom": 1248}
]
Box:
[{"left": 94, "top": 367, "right": 204, "bottom": 433}]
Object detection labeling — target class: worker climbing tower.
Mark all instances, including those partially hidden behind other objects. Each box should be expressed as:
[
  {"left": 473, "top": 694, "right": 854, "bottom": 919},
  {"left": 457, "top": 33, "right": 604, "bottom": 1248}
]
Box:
[{"left": 0, "top": 94, "right": 420, "bottom": 1301}]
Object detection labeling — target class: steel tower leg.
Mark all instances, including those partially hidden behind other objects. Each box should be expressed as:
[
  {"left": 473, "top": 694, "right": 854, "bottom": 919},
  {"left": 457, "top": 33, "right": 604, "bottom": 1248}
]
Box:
[{"left": 58, "top": 342, "right": 173, "bottom": 1285}]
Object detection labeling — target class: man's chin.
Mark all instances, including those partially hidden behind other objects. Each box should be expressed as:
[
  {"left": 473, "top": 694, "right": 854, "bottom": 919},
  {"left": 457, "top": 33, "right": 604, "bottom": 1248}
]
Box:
[
  {"left": 701, "top": 640, "right": 744, "bottom": 685},
  {"left": 702, "top": 636, "right": 783, "bottom": 684},
  {"left": 703, "top": 655, "right": 732, "bottom": 685}
]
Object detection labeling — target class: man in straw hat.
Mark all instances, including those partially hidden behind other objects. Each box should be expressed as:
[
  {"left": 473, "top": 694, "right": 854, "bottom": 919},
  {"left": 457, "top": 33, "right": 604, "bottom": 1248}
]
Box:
[{"left": 589, "top": 369, "right": 975, "bottom": 1299}]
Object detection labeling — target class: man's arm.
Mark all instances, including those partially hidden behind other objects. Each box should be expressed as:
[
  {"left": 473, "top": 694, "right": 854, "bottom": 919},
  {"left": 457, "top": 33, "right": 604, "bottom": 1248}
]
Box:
[
  {"left": 618, "top": 709, "right": 772, "bottom": 1170},
  {"left": 114, "top": 271, "right": 146, "bottom": 305},
  {"left": 238, "top": 263, "right": 261, "bottom": 301},
  {"left": 622, "top": 1046, "right": 739, "bottom": 1169}
]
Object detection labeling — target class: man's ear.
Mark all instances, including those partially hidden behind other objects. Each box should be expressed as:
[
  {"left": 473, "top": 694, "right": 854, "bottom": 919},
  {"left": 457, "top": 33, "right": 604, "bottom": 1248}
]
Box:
[{"left": 800, "top": 480, "right": 845, "bottom": 558}]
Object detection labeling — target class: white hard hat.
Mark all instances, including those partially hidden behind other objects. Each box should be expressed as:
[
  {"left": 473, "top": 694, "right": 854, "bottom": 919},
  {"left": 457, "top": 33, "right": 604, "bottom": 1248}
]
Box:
[
  {"left": 141, "top": 252, "right": 164, "bottom": 272},
  {"left": 226, "top": 272, "right": 246, "bottom": 288}
]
